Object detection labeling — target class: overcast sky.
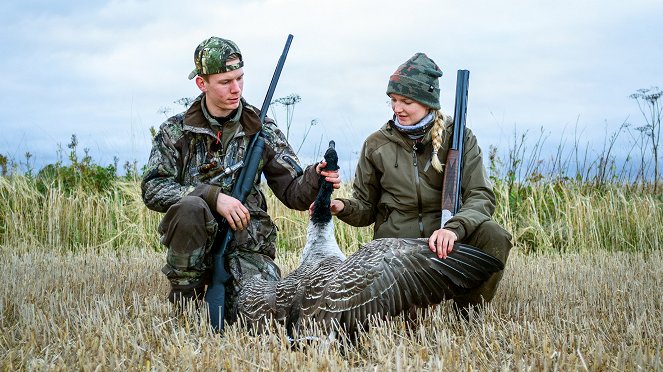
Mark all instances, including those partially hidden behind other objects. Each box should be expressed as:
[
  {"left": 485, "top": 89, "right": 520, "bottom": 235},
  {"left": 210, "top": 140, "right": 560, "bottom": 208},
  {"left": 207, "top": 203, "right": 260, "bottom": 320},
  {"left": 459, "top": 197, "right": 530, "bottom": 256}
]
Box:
[{"left": 1, "top": 0, "right": 661, "bottom": 177}]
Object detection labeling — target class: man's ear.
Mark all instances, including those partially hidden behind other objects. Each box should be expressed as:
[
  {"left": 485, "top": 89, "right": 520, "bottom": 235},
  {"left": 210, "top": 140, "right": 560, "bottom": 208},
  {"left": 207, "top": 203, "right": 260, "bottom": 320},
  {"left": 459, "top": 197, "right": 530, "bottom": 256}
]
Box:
[{"left": 195, "top": 76, "right": 207, "bottom": 92}]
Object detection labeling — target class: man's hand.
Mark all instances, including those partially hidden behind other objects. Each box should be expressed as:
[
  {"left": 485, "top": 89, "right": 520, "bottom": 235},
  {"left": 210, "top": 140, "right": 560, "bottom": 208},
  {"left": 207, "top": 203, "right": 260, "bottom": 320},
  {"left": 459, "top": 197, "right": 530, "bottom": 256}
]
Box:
[
  {"left": 216, "top": 193, "right": 250, "bottom": 231},
  {"left": 428, "top": 228, "right": 458, "bottom": 259},
  {"left": 316, "top": 161, "right": 341, "bottom": 189}
]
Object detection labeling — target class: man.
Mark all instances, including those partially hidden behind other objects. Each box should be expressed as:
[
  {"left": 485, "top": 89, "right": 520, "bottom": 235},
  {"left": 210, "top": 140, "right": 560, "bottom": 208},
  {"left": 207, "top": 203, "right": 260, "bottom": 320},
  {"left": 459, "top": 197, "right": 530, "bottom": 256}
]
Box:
[{"left": 142, "top": 36, "right": 340, "bottom": 317}]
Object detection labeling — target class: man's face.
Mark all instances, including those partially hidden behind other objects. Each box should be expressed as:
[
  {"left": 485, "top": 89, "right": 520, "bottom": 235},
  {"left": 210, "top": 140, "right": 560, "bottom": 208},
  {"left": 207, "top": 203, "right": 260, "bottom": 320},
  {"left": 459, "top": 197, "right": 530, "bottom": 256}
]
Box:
[{"left": 197, "top": 57, "right": 244, "bottom": 117}]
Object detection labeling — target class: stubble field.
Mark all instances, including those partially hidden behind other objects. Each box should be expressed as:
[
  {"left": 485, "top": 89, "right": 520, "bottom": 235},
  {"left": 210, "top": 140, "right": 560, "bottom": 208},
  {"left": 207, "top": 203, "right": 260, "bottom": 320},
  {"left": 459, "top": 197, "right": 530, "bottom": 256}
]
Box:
[{"left": 1, "top": 243, "right": 661, "bottom": 370}]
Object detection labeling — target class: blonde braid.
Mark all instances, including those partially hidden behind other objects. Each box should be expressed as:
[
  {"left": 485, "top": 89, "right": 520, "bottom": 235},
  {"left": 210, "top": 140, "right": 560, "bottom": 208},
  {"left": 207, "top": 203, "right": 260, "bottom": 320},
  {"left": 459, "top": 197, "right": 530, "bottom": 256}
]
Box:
[{"left": 430, "top": 110, "right": 446, "bottom": 173}]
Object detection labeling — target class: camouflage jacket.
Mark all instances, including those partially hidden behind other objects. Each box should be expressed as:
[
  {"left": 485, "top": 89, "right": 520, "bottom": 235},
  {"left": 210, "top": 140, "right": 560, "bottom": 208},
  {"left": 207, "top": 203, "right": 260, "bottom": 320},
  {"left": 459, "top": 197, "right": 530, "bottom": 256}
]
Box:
[
  {"left": 142, "top": 94, "right": 320, "bottom": 258},
  {"left": 335, "top": 116, "right": 495, "bottom": 241}
]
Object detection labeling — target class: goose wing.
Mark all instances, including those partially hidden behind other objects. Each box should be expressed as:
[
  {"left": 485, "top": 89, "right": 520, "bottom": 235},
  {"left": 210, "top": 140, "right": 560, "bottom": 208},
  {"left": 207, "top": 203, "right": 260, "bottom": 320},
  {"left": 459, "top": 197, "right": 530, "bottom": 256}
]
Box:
[
  {"left": 234, "top": 265, "right": 308, "bottom": 330},
  {"left": 234, "top": 258, "right": 343, "bottom": 331},
  {"left": 300, "top": 237, "right": 503, "bottom": 332}
]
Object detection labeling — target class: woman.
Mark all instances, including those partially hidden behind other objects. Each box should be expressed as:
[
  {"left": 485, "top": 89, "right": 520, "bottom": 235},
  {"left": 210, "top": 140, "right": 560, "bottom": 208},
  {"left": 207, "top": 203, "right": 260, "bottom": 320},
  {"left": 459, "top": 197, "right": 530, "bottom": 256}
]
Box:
[{"left": 330, "top": 53, "right": 512, "bottom": 311}]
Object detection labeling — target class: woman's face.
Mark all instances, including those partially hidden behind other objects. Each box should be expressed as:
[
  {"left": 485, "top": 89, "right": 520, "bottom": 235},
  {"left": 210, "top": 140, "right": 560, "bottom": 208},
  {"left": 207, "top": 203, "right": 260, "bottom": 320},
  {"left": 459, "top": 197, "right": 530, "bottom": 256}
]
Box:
[{"left": 389, "top": 93, "right": 430, "bottom": 126}]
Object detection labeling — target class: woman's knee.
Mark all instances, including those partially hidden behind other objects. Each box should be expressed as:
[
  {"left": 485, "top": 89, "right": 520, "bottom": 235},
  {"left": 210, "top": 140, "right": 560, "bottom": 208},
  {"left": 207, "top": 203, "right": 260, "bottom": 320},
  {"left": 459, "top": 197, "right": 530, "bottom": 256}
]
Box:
[
  {"left": 453, "top": 270, "right": 505, "bottom": 309},
  {"left": 466, "top": 220, "right": 512, "bottom": 263},
  {"left": 455, "top": 221, "right": 512, "bottom": 309}
]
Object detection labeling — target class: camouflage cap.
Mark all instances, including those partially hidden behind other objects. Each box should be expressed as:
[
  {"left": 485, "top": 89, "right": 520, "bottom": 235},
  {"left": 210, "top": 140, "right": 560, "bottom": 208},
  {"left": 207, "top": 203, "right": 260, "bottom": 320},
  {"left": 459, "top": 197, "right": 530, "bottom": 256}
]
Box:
[
  {"left": 188, "top": 37, "right": 244, "bottom": 80},
  {"left": 386, "top": 53, "right": 443, "bottom": 109}
]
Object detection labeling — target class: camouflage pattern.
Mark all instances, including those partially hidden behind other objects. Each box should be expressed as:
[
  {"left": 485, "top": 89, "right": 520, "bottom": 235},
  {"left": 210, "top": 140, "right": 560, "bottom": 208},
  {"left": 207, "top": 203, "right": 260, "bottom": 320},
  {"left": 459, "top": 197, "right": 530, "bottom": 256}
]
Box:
[
  {"left": 188, "top": 37, "right": 244, "bottom": 80},
  {"left": 142, "top": 93, "right": 321, "bottom": 313},
  {"left": 158, "top": 196, "right": 218, "bottom": 287},
  {"left": 386, "top": 53, "right": 443, "bottom": 110}
]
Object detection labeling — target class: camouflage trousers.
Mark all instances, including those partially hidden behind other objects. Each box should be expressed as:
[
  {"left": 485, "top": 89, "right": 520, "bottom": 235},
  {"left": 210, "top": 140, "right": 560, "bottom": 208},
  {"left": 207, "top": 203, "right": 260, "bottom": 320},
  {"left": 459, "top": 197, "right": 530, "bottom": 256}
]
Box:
[
  {"left": 454, "top": 220, "right": 513, "bottom": 308},
  {"left": 158, "top": 196, "right": 282, "bottom": 315}
]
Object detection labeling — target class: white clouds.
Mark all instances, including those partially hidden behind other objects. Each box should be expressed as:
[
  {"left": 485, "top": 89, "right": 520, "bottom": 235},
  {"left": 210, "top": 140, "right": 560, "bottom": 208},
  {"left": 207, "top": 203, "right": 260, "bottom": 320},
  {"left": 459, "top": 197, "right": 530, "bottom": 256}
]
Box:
[{"left": 0, "top": 0, "right": 661, "bottom": 174}]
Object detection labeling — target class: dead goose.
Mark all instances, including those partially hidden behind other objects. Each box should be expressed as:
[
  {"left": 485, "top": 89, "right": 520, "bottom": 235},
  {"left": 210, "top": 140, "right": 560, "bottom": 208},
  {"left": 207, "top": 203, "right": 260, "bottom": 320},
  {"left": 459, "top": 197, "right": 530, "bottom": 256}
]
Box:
[{"left": 231, "top": 141, "right": 504, "bottom": 336}]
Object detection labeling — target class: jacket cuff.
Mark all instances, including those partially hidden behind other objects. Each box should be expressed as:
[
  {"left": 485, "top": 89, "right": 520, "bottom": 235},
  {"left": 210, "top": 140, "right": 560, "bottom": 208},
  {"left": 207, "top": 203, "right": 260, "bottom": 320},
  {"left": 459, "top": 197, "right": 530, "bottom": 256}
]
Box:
[
  {"left": 188, "top": 183, "right": 221, "bottom": 211},
  {"left": 334, "top": 198, "right": 354, "bottom": 219},
  {"left": 443, "top": 220, "right": 466, "bottom": 241},
  {"left": 304, "top": 162, "right": 321, "bottom": 191}
]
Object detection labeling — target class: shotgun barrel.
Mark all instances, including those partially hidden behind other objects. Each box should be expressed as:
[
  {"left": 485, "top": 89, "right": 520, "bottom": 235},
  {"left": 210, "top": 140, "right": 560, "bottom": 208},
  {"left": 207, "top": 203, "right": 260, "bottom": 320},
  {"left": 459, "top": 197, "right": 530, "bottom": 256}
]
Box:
[
  {"left": 205, "top": 34, "right": 294, "bottom": 332},
  {"left": 440, "top": 69, "right": 470, "bottom": 227}
]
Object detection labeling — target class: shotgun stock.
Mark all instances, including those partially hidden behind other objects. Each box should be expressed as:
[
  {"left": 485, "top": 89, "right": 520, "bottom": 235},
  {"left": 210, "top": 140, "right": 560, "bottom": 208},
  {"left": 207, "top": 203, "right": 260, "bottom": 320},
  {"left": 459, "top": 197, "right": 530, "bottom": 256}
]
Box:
[
  {"left": 205, "top": 34, "right": 294, "bottom": 332},
  {"left": 440, "top": 70, "right": 469, "bottom": 227}
]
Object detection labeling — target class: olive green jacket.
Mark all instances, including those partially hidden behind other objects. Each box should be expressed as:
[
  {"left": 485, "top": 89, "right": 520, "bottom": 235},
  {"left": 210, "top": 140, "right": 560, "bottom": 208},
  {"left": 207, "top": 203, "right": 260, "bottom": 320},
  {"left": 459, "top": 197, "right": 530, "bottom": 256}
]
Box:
[{"left": 335, "top": 115, "right": 495, "bottom": 241}]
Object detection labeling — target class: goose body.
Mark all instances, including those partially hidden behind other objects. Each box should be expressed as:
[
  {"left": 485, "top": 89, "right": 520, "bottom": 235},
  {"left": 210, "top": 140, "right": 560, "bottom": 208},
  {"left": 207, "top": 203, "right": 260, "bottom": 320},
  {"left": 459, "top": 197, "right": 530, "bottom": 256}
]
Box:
[{"left": 231, "top": 141, "right": 503, "bottom": 335}]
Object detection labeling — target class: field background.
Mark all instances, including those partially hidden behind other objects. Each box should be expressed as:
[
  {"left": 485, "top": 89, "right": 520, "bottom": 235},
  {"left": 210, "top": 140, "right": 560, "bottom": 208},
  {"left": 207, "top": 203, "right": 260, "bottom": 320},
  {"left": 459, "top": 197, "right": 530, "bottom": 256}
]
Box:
[{"left": 1, "top": 175, "right": 662, "bottom": 370}]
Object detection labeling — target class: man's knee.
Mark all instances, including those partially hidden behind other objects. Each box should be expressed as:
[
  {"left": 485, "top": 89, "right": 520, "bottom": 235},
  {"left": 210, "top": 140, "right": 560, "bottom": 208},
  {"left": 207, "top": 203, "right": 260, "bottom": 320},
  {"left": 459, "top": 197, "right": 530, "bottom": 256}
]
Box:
[
  {"left": 159, "top": 196, "right": 217, "bottom": 252},
  {"left": 159, "top": 196, "right": 218, "bottom": 287},
  {"left": 161, "top": 196, "right": 212, "bottom": 232}
]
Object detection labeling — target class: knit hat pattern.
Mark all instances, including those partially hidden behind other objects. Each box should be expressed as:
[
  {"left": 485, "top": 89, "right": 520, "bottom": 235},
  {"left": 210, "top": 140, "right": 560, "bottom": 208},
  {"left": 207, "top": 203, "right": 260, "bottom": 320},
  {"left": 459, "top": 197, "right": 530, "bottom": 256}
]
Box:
[{"left": 386, "top": 53, "right": 443, "bottom": 109}]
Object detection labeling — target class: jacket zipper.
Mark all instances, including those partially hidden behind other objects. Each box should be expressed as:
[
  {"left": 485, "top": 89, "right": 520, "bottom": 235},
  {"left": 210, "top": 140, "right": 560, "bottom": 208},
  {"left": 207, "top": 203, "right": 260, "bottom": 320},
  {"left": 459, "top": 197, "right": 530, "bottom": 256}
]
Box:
[{"left": 412, "top": 145, "right": 425, "bottom": 238}]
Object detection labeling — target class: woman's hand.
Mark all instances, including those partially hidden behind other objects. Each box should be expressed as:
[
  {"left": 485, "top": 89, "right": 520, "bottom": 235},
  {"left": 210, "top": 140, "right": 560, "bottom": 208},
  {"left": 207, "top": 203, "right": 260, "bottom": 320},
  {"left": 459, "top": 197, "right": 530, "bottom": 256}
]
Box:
[
  {"left": 330, "top": 199, "right": 345, "bottom": 215},
  {"left": 428, "top": 228, "right": 458, "bottom": 259},
  {"left": 309, "top": 199, "right": 345, "bottom": 216}
]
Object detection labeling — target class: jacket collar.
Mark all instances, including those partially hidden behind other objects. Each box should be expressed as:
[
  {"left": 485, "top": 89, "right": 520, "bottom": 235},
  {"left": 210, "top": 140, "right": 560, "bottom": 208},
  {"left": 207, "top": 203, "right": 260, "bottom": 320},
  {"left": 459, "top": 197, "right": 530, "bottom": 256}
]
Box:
[{"left": 183, "top": 94, "right": 262, "bottom": 136}]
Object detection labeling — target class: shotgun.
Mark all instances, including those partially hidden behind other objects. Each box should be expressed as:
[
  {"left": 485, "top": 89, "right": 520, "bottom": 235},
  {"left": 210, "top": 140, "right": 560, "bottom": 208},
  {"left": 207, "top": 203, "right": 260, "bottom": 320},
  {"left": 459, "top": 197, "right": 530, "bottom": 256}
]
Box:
[
  {"left": 205, "top": 34, "right": 294, "bottom": 332},
  {"left": 440, "top": 69, "right": 470, "bottom": 227}
]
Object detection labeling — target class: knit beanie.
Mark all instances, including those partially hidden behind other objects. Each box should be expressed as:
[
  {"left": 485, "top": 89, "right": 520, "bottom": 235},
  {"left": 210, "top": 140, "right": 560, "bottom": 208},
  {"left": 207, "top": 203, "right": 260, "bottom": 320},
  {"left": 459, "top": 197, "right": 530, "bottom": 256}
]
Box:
[{"left": 386, "top": 53, "right": 443, "bottom": 109}]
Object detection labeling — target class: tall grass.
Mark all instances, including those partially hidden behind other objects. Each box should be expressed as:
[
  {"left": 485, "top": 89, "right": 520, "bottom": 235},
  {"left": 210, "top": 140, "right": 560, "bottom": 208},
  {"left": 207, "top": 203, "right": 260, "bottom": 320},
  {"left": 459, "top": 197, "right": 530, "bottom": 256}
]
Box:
[
  {"left": 1, "top": 176, "right": 660, "bottom": 255},
  {"left": 0, "top": 177, "right": 160, "bottom": 251},
  {"left": 493, "top": 181, "right": 663, "bottom": 253}
]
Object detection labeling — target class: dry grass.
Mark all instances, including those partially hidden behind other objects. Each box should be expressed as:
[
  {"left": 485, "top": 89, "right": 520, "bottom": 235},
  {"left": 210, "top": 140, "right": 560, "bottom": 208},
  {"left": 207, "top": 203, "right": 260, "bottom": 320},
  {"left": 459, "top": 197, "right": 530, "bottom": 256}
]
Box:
[{"left": 1, "top": 243, "right": 661, "bottom": 371}]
